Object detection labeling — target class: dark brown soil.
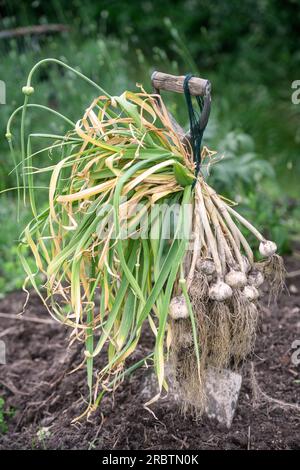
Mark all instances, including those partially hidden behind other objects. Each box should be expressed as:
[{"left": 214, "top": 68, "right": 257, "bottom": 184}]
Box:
[{"left": 0, "top": 255, "right": 300, "bottom": 450}]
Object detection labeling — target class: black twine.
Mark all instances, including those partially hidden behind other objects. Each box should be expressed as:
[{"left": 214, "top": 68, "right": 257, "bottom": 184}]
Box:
[{"left": 183, "top": 74, "right": 211, "bottom": 187}]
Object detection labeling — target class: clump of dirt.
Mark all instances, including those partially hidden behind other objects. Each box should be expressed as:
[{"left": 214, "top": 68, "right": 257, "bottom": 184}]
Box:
[{"left": 0, "top": 255, "right": 300, "bottom": 450}]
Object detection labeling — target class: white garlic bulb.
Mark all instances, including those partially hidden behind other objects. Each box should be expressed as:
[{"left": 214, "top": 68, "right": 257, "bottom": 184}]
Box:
[
  {"left": 225, "top": 270, "right": 247, "bottom": 288},
  {"left": 169, "top": 295, "right": 189, "bottom": 320},
  {"left": 259, "top": 240, "right": 277, "bottom": 257},
  {"left": 196, "top": 258, "right": 216, "bottom": 275},
  {"left": 209, "top": 281, "right": 233, "bottom": 301},
  {"left": 248, "top": 270, "right": 264, "bottom": 287},
  {"left": 243, "top": 285, "right": 259, "bottom": 301}
]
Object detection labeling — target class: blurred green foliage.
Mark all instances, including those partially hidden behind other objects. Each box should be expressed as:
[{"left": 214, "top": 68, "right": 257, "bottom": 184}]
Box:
[
  {"left": 0, "top": 397, "right": 15, "bottom": 434},
  {"left": 0, "top": 198, "right": 37, "bottom": 296},
  {"left": 0, "top": 0, "right": 299, "bottom": 294}
]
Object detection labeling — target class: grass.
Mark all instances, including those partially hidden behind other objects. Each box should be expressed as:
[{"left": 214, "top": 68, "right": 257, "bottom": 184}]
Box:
[{"left": 0, "top": 198, "right": 36, "bottom": 296}]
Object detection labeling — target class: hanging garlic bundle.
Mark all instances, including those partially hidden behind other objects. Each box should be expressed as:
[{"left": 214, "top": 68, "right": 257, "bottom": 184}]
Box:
[
  {"left": 164, "top": 73, "right": 285, "bottom": 413},
  {"left": 9, "top": 63, "right": 284, "bottom": 418},
  {"left": 169, "top": 171, "right": 285, "bottom": 412}
]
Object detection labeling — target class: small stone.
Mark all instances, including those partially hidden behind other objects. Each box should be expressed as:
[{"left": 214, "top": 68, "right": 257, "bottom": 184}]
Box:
[
  {"left": 141, "top": 365, "right": 242, "bottom": 428},
  {"left": 289, "top": 284, "right": 299, "bottom": 295},
  {"left": 140, "top": 364, "right": 179, "bottom": 402},
  {"left": 291, "top": 307, "right": 300, "bottom": 315},
  {"left": 204, "top": 367, "right": 242, "bottom": 429},
  {"left": 279, "top": 354, "right": 290, "bottom": 366},
  {"left": 40, "top": 416, "right": 55, "bottom": 427},
  {"left": 140, "top": 372, "right": 157, "bottom": 402}
]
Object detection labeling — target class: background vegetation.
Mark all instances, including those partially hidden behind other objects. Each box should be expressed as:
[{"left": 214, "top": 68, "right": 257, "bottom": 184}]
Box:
[{"left": 0, "top": 0, "right": 299, "bottom": 295}]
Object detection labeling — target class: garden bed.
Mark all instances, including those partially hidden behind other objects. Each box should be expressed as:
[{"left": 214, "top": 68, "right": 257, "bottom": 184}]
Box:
[{"left": 0, "top": 255, "right": 299, "bottom": 450}]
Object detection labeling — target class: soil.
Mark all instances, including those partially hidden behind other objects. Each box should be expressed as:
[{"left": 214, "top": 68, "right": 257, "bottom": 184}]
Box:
[{"left": 0, "top": 255, "right": 300, "bottom": 450}]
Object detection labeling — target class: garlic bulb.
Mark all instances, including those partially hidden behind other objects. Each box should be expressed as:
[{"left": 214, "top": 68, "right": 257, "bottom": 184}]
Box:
[
  {"left": 169, "top": 295, "right": 189, "bottom": 320},
  {"left": 243, "top": 285, "right": 259, "bottom": 301},
  {"left": 259, "top": 240, "right": 277, "bottom": 257},
  {"left": 196, "top": 258, "right": 216, "bottom": 275},
  {"left": 209, "top": 281, "right": 232, "bottom": 301},
  {"left": 225, "top": 270, "right": 247, "bottom": 288},
  {"left": 248, "top": 270, "right": 264, "bottom": 287}
]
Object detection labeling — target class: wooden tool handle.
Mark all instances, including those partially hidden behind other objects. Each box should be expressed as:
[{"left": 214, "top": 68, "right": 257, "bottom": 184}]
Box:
[{"left": 151, "top": 71, "right": 210, "bottom": 97}]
